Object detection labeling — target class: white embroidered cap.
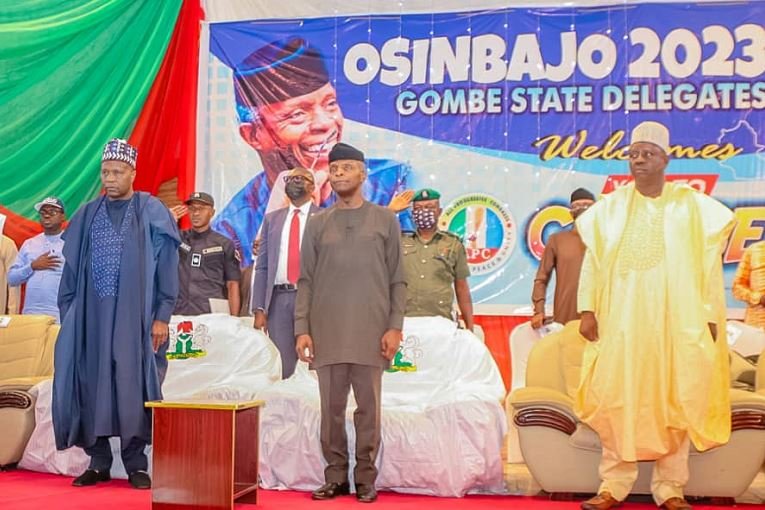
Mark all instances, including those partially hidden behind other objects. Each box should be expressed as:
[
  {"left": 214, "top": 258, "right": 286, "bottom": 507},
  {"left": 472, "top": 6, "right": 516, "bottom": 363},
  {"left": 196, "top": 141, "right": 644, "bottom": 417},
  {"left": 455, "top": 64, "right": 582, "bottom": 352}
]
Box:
[{"left": 630, "top": 121, "right": 670, "bottom": 154}]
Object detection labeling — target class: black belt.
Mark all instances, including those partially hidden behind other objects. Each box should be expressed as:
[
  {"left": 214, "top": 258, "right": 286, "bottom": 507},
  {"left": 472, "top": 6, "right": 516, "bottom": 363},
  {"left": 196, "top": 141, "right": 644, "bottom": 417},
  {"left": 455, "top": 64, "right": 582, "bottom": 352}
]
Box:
[{"left": 273, "top": 283, "right": 297, "bottom": 291}]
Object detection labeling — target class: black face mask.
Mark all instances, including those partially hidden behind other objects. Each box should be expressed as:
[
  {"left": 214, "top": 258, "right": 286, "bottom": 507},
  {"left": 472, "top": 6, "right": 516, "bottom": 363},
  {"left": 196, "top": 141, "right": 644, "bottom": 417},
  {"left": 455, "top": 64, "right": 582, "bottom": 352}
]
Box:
[{"left": 285, "top": 182, "right": 307, "bottom": 201}]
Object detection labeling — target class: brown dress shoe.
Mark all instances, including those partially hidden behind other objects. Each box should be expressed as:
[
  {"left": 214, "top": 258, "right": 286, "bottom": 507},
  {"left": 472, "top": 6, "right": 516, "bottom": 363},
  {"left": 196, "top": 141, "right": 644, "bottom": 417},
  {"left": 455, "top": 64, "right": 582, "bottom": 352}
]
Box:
[
  {"left": 581, "top": 492, "right": 622, "bottom": 510},
  {"left": 660, "top": 497, "right": 692, "bottom": 510}
]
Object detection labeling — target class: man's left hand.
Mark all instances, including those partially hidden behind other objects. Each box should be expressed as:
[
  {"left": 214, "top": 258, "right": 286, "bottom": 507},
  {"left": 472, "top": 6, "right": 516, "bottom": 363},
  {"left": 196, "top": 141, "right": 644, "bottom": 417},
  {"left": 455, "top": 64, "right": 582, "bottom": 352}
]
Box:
[
  {"left": 381, "top": 329, "right": 402, "bottom": 360},
  {"left": 708, "top": 322, "right": 717, "bottom": 342},
  {"left": 152, "top": 320, "right": 169, "bottom": 352}
]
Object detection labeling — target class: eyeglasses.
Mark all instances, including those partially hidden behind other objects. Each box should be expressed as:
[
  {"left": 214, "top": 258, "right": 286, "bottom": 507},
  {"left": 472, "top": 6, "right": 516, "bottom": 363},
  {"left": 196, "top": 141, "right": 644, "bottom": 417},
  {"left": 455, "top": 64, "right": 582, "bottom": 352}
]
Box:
[{"left": 283, "top": 175, "right": 314, "bottom": 184}]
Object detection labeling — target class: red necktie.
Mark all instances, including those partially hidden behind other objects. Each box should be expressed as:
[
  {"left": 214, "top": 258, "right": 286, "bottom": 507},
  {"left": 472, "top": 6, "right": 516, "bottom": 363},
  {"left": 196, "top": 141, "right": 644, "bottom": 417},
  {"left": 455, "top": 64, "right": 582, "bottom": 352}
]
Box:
[{"left": 287, "top": 209, "right": 301, "bottom": 284}]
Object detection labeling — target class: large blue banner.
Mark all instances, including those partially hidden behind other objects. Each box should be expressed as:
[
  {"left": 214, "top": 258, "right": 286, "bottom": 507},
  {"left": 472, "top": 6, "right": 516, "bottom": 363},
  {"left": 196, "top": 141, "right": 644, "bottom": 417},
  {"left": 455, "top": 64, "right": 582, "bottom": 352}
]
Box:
[{"left": 198, "top": 2, "right": 765, "bottom": 310}]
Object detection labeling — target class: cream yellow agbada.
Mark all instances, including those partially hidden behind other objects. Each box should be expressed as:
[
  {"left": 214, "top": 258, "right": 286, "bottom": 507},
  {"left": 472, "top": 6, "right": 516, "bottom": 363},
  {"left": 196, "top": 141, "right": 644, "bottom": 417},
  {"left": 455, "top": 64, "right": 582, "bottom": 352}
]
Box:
[{"left": 574, "top": 181, "right": 734, "bottom": 462}]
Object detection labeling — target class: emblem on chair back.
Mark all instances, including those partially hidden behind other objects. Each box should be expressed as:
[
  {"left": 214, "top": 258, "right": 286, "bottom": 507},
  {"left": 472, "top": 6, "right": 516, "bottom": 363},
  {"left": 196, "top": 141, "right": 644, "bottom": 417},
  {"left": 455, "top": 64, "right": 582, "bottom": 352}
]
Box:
[
  {"left": 167, "top": 321, "right": 211, "bottom": 360},
  {"left": 386, "top": 335, "right": 423, "bottom": 373}
]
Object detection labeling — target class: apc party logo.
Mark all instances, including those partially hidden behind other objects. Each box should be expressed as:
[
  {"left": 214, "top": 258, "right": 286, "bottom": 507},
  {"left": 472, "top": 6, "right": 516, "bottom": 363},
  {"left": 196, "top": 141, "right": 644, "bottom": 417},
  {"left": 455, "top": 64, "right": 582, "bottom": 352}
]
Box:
[{"left": 439, "top": 193, "right": 516, "bottom": 276}]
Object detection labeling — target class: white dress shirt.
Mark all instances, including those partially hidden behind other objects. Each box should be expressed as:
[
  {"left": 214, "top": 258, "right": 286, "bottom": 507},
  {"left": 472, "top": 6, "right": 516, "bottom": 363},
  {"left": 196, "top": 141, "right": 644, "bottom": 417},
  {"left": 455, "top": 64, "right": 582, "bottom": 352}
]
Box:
[{"left": 274, "top": 201, "right": 312, "bottom": 285}]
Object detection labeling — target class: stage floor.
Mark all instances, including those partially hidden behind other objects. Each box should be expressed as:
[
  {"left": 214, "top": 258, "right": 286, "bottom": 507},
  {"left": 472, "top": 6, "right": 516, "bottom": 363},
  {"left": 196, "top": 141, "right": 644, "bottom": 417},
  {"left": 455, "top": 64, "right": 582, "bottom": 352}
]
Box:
[{"left": 2, "top": 470, "right": 764, "bottom": 510}]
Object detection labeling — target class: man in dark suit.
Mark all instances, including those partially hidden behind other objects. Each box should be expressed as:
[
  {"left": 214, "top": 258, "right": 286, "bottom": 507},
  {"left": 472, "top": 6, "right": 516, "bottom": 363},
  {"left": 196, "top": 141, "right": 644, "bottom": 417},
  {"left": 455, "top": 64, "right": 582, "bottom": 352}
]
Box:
[{"left": 253, "top": 167, "right": 319, "bottom": 378}]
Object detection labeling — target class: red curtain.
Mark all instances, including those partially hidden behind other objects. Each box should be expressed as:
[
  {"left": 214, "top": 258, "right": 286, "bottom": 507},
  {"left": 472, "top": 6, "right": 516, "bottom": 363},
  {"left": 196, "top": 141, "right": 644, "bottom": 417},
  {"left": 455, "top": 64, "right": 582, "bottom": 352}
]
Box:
[
  {"left": 130, "top": 0, "right": 203, "bottom": 202},
  {"left": 1, "top": 206, "right": 41, "bottom": 246},
  {"left": 475, "top": 315, "right": 531, "bottom": 392}
]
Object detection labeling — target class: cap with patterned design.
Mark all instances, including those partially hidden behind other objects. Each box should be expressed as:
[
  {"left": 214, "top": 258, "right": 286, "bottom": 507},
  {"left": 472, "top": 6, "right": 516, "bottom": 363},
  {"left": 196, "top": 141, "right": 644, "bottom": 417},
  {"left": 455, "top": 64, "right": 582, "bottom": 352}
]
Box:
[{"left": 102, "top": 138, "right": 138, "bottom": 168}]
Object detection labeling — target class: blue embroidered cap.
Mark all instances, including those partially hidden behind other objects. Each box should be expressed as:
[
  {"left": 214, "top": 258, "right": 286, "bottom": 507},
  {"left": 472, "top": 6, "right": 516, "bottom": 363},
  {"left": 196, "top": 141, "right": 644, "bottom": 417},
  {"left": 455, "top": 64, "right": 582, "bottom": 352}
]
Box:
[
  {"left": 102, "top": 138, "right": 138, "bottom": 168},
  {"left": 233, "top": 38, "right": 330, "bottom": 122}
]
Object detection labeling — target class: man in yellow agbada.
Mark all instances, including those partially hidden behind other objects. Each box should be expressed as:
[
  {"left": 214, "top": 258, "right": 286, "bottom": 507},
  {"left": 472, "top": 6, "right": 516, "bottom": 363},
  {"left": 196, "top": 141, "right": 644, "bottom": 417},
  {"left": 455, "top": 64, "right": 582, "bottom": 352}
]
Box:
[{"left": 574, "top": 121, "right": 734, "bottom": 510}]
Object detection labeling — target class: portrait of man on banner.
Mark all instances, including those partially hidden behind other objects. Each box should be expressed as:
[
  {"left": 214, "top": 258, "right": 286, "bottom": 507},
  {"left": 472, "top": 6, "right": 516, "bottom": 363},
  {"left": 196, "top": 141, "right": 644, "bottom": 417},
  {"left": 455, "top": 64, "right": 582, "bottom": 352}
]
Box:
[{"left": 211, "top": 37, "right": 412, "bottom": 266}]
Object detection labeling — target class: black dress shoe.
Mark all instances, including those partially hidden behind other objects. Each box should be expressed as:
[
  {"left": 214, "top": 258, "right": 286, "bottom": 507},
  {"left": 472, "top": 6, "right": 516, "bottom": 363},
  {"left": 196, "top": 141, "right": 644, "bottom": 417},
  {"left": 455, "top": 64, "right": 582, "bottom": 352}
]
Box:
[
  {"left": 311, "top": 481, "right": 350, "bottom": 500},
  {"left": 356, "top": 484, "right": 378, "bottom": 503},
  {"left": 72, "top": 469, "right": 111, "bottom": 487},
  {"left": 128, "top": 470, "right": 152, "bottom": 489}
]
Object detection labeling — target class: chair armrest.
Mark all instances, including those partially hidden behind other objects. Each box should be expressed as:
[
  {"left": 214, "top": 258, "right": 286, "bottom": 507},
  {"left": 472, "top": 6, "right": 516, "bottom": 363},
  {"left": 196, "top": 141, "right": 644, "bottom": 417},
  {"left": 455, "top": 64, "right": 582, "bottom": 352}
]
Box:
[
  {"left": 730, "top": 389, "right": 765, "bottom": 431},
  {"left": 730, "top": 388, "right": 765, "bottom": 406},
  {"left": 508, "top": 386, "right": 575, "bottom": 409},
  {"left": 507, "top": 387, "right": 578, "bottom": 435},
  {"left": 0, "top": 390, "right": 34, "bottom": 410},
  {"left": 0, "top": 376, "right": 52, "bottom": 393}
]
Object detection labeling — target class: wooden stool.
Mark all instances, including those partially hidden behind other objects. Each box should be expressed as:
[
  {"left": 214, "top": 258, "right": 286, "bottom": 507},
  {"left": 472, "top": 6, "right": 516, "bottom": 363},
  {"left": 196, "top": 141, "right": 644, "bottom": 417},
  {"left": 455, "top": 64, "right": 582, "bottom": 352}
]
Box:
[{"left": 146, "top": 400, "right": 264, "bottom": 509}]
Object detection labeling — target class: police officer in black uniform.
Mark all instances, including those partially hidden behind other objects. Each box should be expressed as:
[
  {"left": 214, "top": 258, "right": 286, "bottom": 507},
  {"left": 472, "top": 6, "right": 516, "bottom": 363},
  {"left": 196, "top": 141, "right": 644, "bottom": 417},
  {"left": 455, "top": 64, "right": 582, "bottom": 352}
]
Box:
[{"left": 175, "top": 192, "right": 241, "bottom": 315}]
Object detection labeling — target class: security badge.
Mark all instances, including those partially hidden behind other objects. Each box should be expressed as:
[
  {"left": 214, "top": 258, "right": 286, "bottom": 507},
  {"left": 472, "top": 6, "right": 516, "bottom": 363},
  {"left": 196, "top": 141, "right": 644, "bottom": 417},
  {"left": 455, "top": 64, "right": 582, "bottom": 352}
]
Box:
[{"left": 190, "top": 246, "right": 223, "bottom": 268}]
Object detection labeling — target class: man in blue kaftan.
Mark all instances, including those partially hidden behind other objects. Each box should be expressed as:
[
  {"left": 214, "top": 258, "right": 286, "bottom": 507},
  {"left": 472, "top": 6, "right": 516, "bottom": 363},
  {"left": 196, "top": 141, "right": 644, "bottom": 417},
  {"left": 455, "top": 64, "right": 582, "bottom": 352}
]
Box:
[{"left": 53, "top": 139, "right": 179, "bottom": 490}]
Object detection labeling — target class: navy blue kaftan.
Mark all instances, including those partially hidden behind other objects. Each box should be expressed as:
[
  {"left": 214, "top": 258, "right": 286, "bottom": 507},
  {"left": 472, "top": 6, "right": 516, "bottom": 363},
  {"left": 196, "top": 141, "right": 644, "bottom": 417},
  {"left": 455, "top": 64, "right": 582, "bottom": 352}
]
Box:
[{"left": 53, "top": 192, "right": 179, "bottom": 450}]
